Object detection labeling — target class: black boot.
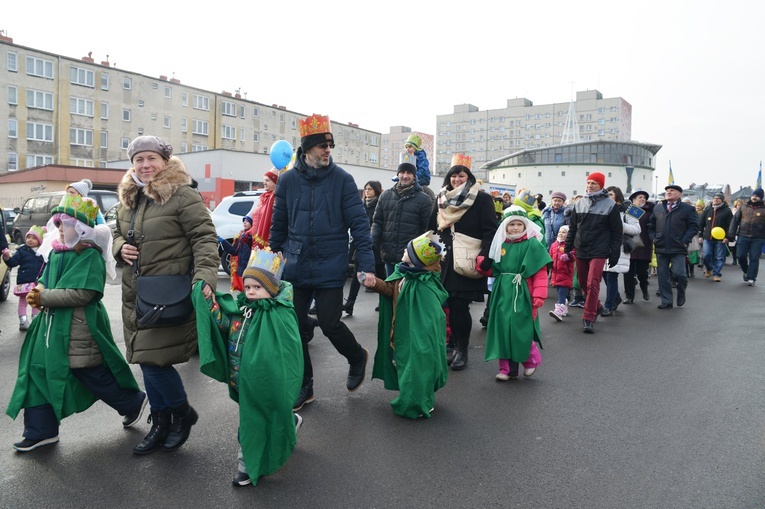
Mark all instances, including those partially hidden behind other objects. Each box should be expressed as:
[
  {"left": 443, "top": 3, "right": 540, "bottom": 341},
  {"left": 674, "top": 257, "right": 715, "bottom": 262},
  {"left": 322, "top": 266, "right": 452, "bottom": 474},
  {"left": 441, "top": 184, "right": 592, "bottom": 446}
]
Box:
[
  {"left": 343, "top": 299, "right": 355, "bottom": 316},
  {"left": 133, "top": 409, "right": 171, "bottom": 455},
  {"left": 162, "top": 403, "right": 199, "bottom": 451},
  {"left": 446, "top": 347, "right": 457, "bottom": 366},
  {"left": 451, "top": 347, "right": 468, "bottom": 370}
]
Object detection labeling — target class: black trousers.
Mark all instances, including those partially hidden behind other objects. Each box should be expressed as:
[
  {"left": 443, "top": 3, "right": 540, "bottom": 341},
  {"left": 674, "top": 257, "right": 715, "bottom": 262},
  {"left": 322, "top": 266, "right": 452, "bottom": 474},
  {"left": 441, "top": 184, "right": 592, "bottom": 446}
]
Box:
[
  {"left": 624, "top": 259, "right": 649, "bottom": 300},
  {"left": 447, "top": 296, "right": 472, "bottom": 352},
  {"left": 293, "top": 285, "right": 366, "bottom": 386}
]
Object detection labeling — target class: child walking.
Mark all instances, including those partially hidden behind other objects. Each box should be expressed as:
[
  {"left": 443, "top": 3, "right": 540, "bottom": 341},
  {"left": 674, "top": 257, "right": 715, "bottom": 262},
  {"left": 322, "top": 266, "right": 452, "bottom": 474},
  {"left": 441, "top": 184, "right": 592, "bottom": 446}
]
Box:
[
  {"left": 218, "top": 215, "right": 253, "bottom": 292},
  {"left": 195, "top": 248, "right": 303, "bottom": 487},
  {"left": 481, "top": 206, "right": 551, "bottom": 380},
  {"left": 6, "top": 195, "right": 145, "bottom": 452},
  {"left": 3, "top": 225, "right": 46, "bottom": 330},
  {"left": 369, "top": 231, "right": 448, "bottom": 419},
  {"left": 548, "top": 225, "right": 575, "bottom": 322}
]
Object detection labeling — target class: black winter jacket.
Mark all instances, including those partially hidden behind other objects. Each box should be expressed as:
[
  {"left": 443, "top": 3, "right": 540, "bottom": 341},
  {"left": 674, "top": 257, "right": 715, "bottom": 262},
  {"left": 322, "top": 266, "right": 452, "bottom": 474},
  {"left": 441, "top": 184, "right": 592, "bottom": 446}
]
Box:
[
  {"left": 648, "top": 200, "right": 698, "bottom": 255},
  {"left": 699, "top": 203, "right": 733, "bottom": 240},
  {"left": 4, "top": 245, "right": 45, "bottom": 284},
  {"left": 565, "top": 190, "right": 622, "bottom": 263},
  {"left": 371, "top": 184, "right": 432, "bottom": 264}
]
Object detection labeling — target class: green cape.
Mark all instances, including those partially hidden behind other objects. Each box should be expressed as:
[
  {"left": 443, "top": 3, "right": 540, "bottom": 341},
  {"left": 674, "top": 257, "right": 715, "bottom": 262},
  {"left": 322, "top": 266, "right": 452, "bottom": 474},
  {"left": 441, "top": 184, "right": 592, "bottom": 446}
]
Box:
[
  {"left": 194, "top": 281, "right": 303, "bottom": 485},
  {"left": 484, "top": 239, "right": 551, "bottom": 363},
  {"left": 6, "top": 248, "right": 138, "bottom": 422},
  {"left": 371, "top": 265, "right": 448, "bottom": 419}
]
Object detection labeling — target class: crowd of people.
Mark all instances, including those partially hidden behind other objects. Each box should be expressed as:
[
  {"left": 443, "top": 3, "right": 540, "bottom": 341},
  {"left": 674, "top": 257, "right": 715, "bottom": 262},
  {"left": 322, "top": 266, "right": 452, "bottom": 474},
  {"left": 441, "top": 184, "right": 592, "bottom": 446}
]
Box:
[{"left": 3, "top": 123, "right": 763, "bottom": 489}]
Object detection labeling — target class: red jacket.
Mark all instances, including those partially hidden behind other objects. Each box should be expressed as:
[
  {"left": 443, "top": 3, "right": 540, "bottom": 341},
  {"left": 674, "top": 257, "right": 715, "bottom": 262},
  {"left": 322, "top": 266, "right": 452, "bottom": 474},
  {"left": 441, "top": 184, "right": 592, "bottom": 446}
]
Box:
[{"left": 549, "top": 240, "right": 575, "bottom": 288}]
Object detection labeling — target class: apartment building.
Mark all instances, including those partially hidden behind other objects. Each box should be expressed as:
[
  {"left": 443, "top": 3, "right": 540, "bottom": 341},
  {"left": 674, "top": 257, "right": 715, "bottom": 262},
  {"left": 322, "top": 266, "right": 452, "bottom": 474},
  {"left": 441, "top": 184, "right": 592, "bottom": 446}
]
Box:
[
  {"left": 380, "top": 126, "right": 435, "bottom": 172},
  {"left": 435, "top": 90, "right": 632, "bottom": 180},
  {"left": 0, "top": 36, "right": 382, "bottom": 173}
]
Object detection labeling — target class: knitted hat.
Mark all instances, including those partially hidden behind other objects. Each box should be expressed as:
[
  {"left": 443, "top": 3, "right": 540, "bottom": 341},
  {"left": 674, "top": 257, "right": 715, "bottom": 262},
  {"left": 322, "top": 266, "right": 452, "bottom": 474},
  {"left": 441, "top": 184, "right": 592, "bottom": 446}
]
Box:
[
  {"left": 242, "top": 248, "right": 285, "bottom": 297},
  {"left": 243, "top": 215, "right": 253, "bottom": 226},
  {"left": 298, "top": 114, "right": 334, "bottom": 152},
  {"left": 68, "top": 178, "right": 93, "bottom": 197},
  {"left": 127, "top": 135, "right": 173, "bottom": 162},
  {"left": 713, "top": 192, "right": 725, "bottom": 200},
  {"left": 404, "top": 134, "right": 422, "bottom": 151},
  {"left": 752, "top": 188, "right": 764, "bottom": 199},
  {"left": 405, "top": 231, "right": 443, "bottom": 268},
  {"left": 26, "top": 225, "right": 46, "bottom": 244},
  {"left": 550, "top": 191, "right": 567, "bottom": 201},
  {"left": 264, "top": 170, "right": 279, "bottom": 184},
  {"left": 587, "top": 172, "right": 606, "bottom": 189},
  {"left": 241, "top": 267, "right": 280, "bottom": 297},
  {"left": 397, "top": 162, "right": 416, "bottom": 175},
  {"left": 51, "top": 194, "right": 100, "bottom": 228}
]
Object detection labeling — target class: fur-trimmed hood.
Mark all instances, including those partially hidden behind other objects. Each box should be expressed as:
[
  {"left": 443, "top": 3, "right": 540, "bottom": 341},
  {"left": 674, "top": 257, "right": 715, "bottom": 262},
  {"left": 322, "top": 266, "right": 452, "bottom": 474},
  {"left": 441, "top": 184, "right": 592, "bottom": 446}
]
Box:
[{"left": 118, "top": 156, "right": 192, "bottom": 208}]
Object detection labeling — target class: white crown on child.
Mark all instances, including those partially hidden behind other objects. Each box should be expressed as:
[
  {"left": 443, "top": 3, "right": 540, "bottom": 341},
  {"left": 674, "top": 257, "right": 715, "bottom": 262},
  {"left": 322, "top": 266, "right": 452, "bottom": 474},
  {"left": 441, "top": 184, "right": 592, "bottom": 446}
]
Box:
[
  {"left": 399, "top": 152, "right": 417, "bottom": 165},
  {"left": 247, "top": 247, "right": 285, "bottom": 279}
]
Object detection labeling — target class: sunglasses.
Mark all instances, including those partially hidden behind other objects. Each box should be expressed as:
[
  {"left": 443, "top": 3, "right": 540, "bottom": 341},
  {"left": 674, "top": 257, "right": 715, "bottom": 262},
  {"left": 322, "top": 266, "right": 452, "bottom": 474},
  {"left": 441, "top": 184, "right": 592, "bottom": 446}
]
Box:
[{"left": 317, "top": 142, "right": 335, "bottom": 150}]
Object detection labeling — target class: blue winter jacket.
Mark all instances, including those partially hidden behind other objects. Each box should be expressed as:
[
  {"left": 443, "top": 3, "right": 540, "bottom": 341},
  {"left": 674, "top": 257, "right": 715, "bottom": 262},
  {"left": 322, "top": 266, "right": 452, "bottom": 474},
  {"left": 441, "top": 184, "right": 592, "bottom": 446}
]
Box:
[
  {"left": 4, "top": 245, "right": 45, "bottom": 284},
  {"left": 542, "top": 205, "right": 569, "bottom": 246},
  {"left": 269, "top": 149, "right": 375, "bottom": 288},
  {"left": 414, "top": 149, "right": 431, "bottom": 187}
]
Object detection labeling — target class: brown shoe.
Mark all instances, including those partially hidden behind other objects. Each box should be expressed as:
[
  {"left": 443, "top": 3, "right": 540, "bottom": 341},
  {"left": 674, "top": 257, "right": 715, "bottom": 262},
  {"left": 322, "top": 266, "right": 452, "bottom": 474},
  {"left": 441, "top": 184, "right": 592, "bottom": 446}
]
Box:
[
  {"left": 704, "top": 270, "right": 712, "bottom": 278},
  {"left": 713, "top": 276, "right": 721, "bottom": 282}
]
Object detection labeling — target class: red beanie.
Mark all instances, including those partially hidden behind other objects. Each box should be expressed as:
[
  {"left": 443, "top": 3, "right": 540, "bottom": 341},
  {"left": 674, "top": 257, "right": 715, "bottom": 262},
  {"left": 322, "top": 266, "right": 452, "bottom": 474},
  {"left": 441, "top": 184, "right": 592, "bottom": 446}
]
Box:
[
  {"left": 264, "top": 170, "right": 279, "bottom": 184},
  {"left": 587, "top": 172, "right": 605, "bottom": 189}
]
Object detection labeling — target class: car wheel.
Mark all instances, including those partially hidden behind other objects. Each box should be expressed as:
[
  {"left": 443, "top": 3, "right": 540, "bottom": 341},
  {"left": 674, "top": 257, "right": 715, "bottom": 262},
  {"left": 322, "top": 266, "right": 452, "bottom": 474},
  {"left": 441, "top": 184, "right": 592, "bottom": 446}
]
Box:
[
  {"left": 13, "top": 231, "right": 23, "bottom": 246},
  {"left": 220, "top": 251, "right": 232, "bottom": 276},
  {"left": 0, "top": 270, "right": 10, "bottom": 301}
]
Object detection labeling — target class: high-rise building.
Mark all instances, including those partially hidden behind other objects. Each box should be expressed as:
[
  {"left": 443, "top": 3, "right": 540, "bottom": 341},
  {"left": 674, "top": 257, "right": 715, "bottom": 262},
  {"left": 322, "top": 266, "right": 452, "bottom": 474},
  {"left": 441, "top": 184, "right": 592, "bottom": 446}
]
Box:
[
  {"left": 0, "top": 36, "right": 383, "bottom": 173},
  {"left": 435, "top": 90, "right": 632, "bottom": 180}
]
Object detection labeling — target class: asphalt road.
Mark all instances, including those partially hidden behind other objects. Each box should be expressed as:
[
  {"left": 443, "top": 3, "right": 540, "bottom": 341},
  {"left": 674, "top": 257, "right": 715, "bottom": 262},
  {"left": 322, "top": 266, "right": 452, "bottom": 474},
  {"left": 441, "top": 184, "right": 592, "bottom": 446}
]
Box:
[{"left": 0, "top": 264, "right": 763, "bottom": 508}]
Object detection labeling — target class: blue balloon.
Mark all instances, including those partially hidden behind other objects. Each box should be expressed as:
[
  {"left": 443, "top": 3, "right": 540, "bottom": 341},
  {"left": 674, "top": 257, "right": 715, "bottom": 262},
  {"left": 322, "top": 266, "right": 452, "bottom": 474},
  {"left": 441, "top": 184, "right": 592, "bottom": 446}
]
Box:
[{"left": 270, "top": 140, "right": 294, "bottom": 169}]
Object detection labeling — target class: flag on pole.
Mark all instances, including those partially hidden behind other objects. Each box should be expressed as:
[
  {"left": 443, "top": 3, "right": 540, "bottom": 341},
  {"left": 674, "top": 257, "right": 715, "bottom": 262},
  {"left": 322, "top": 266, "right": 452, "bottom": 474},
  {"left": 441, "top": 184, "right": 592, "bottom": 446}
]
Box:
[
  {"left": 757, "top": 161, "right": 762, "bottom": 190},
  {"left": 668, "top": 161, "right": 674, "bottom": 185}
]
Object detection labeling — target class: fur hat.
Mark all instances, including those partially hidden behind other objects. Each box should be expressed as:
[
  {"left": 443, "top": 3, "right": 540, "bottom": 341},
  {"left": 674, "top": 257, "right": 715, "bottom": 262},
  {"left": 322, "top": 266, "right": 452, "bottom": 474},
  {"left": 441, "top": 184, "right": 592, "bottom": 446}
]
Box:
[
  {"left": 587, "top": 172, "right": 606, "bottom": 189},
  {"left": 406, "top": 231, "right": 443, "bottom": 268},
  {"left": 404, "top": 134, "right": 422, "bottom": 151},
  {"left": 51, "top": 194, "right": 100, "bottom": 228},
  {"left": 752, "top": 188, "right": 764, "bottom": 200},
  {"left": 68, "top": 179, "right": 93, "bottom": 198},
  {"left": 26, "top": 225, "right": 46, "bottom": 245},
  {"left": 127, "top": 135, "right": 173, "bottom": 162},
  {"left": 264, "top": 170, "right": 279, "bottom": 184},
  {"left": 550, "top": 191, "right": 567, "bottom": 202}
]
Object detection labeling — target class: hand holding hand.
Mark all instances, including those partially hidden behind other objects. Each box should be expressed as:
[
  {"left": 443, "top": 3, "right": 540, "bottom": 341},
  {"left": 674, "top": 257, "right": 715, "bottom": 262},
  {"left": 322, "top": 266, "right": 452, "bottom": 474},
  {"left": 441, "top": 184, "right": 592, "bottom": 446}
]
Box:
[
  {"left": 217, "top": 236, "right": 224, "bottom": 244},
  {"left": 560, "top": 253, "right": 570, "bottom": 262},
  {"left": 360, "top": 272, "right": 376, "bottom": 288},
  {"left": 532, "top": 297, "right": 545, "bottom": 309}
]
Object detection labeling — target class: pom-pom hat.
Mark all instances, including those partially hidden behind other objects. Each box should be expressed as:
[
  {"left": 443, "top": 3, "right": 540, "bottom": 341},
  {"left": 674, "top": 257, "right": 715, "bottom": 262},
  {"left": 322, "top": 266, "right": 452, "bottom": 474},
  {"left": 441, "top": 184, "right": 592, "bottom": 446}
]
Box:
[
  {"left": 68, "top": 178, "right": 93, "bottom": 198},
  {"left": 51, "top": 194, "right": 100, "bottom": 228},
  {"left": 298, "top": 114, "right": 334, "bottom": 152},
  {"left": 26, "top": 225, "right": 47, "bottom": 244}
]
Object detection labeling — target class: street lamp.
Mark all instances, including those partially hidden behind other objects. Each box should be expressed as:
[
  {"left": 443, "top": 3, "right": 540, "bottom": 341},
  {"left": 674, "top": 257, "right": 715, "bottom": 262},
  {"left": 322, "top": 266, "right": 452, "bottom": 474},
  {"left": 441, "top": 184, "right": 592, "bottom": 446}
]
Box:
[{"left": 654, "top": 175, "right": 658, "bottom": 200}]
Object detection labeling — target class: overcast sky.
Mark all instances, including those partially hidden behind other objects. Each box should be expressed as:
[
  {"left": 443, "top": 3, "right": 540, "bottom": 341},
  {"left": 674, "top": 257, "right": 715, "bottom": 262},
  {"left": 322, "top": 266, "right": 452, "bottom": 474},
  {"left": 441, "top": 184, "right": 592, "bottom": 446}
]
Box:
[{"left": 5, "top": 0, "right": 763, "bottom": 192}]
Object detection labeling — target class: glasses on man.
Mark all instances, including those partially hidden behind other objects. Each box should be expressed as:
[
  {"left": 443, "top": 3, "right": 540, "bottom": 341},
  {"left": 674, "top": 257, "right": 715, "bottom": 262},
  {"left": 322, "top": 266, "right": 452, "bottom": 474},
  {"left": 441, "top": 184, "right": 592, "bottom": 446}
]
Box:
[{"left": 317, "top": 143, "right": 335, "bottom": 150}]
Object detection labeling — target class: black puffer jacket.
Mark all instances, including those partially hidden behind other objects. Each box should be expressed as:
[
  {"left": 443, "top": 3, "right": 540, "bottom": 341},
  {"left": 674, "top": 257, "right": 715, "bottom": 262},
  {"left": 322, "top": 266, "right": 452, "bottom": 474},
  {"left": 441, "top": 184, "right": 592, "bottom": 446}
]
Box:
[
  {"left": 699, "top": 203, "right": 733, "bottom": 240},
  {"left": 729, "top": 200, "right": 765, "bottom": 240},
  {"left": 565, "top": 189, "right": 622, "bottom": 263},
  {"left": 371, "top": 184, "right": 432, "bottom": 264}
]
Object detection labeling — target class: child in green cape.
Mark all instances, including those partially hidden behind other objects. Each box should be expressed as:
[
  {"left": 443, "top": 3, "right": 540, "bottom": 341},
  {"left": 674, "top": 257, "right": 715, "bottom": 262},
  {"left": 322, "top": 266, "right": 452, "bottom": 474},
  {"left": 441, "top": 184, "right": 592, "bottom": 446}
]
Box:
[
  {"left": 195, "top": 248, "right": 303, "bottom": 487},
  {"left": 369, "top": 231, "right": 448, "bottom": 419}
]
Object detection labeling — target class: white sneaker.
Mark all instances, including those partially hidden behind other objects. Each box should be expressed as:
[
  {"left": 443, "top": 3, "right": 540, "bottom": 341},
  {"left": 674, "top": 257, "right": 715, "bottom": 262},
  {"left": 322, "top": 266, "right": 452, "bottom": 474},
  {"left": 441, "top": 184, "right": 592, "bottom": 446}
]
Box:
[
  {"left": 495, "top": 372, "right": 510, "bottom": 381},
  {"left": 747, "top": 280, "right": 756, "bottom": 286},
  {"left": 523, "top": 367, "right": 537, "bottom": 377},
  {"left": 294, "top": 413, "right": 303, "bottom": 433}
]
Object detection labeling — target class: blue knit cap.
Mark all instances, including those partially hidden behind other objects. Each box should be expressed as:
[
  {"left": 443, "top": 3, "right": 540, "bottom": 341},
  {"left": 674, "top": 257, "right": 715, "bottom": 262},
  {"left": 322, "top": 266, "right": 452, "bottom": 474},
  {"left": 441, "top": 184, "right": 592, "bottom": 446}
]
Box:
[{"left": 243, "top": 216, "right": 253, "bottom": 225}]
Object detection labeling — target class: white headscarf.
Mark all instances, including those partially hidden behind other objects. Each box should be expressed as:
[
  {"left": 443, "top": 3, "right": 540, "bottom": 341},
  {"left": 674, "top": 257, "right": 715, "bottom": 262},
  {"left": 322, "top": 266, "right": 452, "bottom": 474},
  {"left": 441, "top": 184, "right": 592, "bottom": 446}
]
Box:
[
  {"left": 488, "top": 206, "right": 543, "bottom": 263},
  {"left": 37, "top": 213, "right": 117, "bottom": 280}
]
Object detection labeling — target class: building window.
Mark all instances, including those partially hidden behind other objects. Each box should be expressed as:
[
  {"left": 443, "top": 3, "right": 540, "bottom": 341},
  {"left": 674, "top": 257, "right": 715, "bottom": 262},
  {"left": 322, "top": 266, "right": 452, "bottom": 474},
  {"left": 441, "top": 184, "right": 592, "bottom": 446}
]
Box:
[
  {"left": 27, "top": 122, "right": 54, "bottom": 142},
  {"left": 253, "top": 107, "right": 259, "bottom": 117},
  {"left": 27, "top": 154, "right": 53, "bottom": 167},
  {"left": 180, "top": 143, "right": 188, "bottom": 153},
  {"left": 138, "top": 100, "right": 144, "bottom": 107},
  {"left": 101, "top": 72, "right": 109, "bottom": 90},
  {"left": 240, "top": 128, "right": 246, "bottom": 142},
  {"left": 598, "top": 129, "right": 605, "bottom": 136},
  {"left": 518, "top": 173, "right": 522, "bottom": 178},
  {"left": 8, "top": 152, "right": 17, "bottom": 170},
  {"left": 8, "top": 119, "right": 17, "bottom": 138},
  {"left": 239, "top": 106, "right": 245, "bottom": 118},
  {"left": 122, "top": 109, "right": 131, "bottom": 122},
  {"left": 222, "top": 101, "right": 236, "bottom": 117},
  {"left": 193, "top": 95, "right": 210, "bottom": 111},
  {"left": 192, "top": 119, "right": 209, "bottom": 135},
  {"left": 280, "top": 112, "right": 285, "bottom": 123},
  {"left": 598, "top": 118, "right": 605, "bottom": 125},
  {"left": 121, "top": 137, "right": 130, "bottom": 149},
  {"left": 181, "top": 117, "right": 187, "bottom": 132},
  {"left": 70, "top": 66, "right": 95, "bottom": 87},
  {"left": 72, "top": 159, "right": 94, "bottom": 167},
  {"left": 561, "top": 171, "right": 566, "bottom": 176},
  {"left": 26, "top": 56, "right": 54, "bottom": 79},
  {"left": 192, "top": 144, "right": 207, "bottom": 152},
  {"left": 151, "top": 83, "right": 158, "bottom": 90},
  {"left": 123, "top": 77, "right": 132, "bottom": 90},
  {"left": 253, "top": 132, "right": 259, "bottom": 142},
  {"left": 221, "top": 125, "right": 236, "bottom": 139},
  {"left": 181, "top": 92, "right": 188, "bottom": 107},
  {"left": 101, "top": 102, "right": 109, "bottom": 119},
  {"left": 100, "top": 131, "right": 108, "bottom": 148},
  {"left": 70, "top": 97, "right": 94, "bottom": 117},
  {"left": 555, "top": 153, "right": 562, "bottom": 163},
  {"left": 598, "top": 107, "right": 605, "bottom": 114},
  {"left": 70, "top": 128, "right": 93, "bottom": 146},
  {"left": 164, "top": 86, "right": 171, "bottom": 98},
  {"left": 538, "top": 172, "right": 542, "bottom": 177},
  {"left": 7, "top": 51, "right": 17, "bottom": 71},
  {"left": 7, "top": 85, "right": 17, "bottom": 105},
  {"left": 163, "top": 116, "right": 171, "bottom": 128},
  {"left": 27, "top": 89, "right": 53, "bottom": 110}
]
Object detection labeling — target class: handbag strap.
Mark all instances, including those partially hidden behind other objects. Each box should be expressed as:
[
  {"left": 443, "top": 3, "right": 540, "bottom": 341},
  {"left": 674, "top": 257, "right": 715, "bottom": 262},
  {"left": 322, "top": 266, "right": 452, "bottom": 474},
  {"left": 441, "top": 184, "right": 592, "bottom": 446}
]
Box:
[{"left": 129, "top": 193, "right": 142, "bottom": 277}]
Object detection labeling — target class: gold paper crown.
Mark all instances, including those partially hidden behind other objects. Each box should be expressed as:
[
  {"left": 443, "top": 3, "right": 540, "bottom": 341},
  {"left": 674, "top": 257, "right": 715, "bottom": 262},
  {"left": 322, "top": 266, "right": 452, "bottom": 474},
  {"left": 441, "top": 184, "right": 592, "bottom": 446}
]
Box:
[
  {"left": 299, "top": 114, "right": 331, "bottom": 139},
  {"left": 246, "top": 247, "right": 285, "bottom": 280},
  {"left": 52, "top": 194, "right": 100, "bottom": 227},
  {"left": 451, "top": 153, "right": 472, "bottom": 170}
]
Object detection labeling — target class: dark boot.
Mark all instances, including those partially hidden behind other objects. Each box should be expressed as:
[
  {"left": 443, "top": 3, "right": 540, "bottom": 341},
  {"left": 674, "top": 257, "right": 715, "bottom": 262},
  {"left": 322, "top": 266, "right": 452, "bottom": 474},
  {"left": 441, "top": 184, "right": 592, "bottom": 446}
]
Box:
[
  {"left": 162, "top": 403, "right": 199, "bottom": 451},
  {"left": 133, "top": 409, "right": 171, "bottom": 455},
  {"left": 343, "top": 299, "right": 355, "bottom": 316},
  {"left": 446, "top": 347, "right": 457, "bottom": 366},
  {"left": 451, "top": 347, "right": 468, "bottom": 371}
]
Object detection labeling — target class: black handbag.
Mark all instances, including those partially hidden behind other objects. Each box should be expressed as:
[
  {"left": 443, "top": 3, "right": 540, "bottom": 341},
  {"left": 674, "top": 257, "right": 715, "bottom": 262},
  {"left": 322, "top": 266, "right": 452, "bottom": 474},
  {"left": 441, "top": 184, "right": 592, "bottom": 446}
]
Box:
[{"left": 128, "top": 196, "right": 194, "bottom": 329}]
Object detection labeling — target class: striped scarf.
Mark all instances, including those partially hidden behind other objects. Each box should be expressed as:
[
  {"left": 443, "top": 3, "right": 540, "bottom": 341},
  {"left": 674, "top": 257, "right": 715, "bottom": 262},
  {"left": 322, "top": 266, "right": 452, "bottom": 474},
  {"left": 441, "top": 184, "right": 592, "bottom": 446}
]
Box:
[{"left": 436, "top": 180, "right": 483, "bottom": 230}]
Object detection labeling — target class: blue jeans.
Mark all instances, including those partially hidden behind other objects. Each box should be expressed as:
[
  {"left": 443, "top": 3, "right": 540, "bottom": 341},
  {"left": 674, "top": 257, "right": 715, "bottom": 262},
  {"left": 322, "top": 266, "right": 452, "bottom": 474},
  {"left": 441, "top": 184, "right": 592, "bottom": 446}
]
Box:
[
  {"left": 702, "top": 239, "right": 726, "bottom": 277},
  {"left": 736, "top": 236, "right": 765, "bottom": 282},
  {"left": 602, "top": 271, "right": 621, "bottom": 310},
  {"left": 140, "top": 364, "right": 188, "bottom": 411},
  {"left": 556, "top": 286, "right": 569, "bottom": 305}
]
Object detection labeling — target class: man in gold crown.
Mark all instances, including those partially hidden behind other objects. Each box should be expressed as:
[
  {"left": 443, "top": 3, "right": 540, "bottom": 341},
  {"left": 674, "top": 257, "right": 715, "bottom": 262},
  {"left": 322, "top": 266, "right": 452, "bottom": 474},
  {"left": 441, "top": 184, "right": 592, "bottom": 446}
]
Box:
[{"left": 270, "top": 114, "right": 376, "bottom": 411}]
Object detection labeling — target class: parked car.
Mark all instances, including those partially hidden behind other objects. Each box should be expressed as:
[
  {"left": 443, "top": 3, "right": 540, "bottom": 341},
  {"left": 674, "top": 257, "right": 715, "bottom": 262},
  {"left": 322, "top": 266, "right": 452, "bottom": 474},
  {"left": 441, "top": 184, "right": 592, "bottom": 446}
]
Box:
[
  {"left": 104, "top": 202, "right": 118, "bottom": 236},
  {"left": 4, "top": 208, "right": 16, "bottom": 238},
  {"left": 12, "top": 190, "right": 118, "bottom": 246},
  {"left": 211, "top": 190, "right": 264, "bottom": 275}
]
